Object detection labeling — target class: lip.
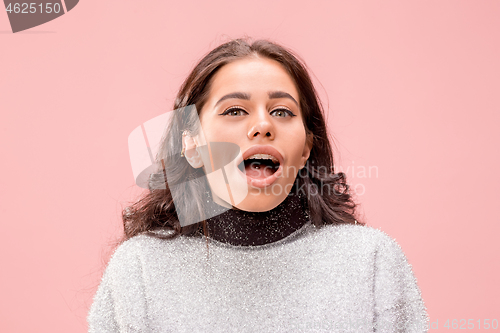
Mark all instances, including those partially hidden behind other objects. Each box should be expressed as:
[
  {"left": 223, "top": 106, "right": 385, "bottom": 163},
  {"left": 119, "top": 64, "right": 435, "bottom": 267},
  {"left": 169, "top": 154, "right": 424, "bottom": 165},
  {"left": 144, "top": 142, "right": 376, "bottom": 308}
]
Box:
[{"left": 235, "top": 145, "right": 284, "bottom": 188}]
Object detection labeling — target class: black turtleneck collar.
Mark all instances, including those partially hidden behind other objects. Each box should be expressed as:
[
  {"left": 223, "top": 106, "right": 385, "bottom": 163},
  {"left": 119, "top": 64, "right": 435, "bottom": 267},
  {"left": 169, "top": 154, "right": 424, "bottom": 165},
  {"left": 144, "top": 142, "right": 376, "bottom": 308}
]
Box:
[{"left": 203, "top": 186, "right": 310, "bottom": 247}]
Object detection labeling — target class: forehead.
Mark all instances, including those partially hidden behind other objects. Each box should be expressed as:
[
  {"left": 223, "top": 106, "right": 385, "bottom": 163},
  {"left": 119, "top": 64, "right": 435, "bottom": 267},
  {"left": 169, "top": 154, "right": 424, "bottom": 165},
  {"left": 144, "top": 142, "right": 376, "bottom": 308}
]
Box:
[{"left": 208, "top": 57, "right": 299, "bottom": 99}]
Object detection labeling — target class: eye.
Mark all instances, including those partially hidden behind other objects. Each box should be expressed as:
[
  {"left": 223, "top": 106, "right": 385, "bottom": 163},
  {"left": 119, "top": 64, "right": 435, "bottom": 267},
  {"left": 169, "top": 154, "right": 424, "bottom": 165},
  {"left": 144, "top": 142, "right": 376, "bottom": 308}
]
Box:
[
  {"left": 271, "top": 108, "right": 296, "bottom": 118},
  {"left": 219, "top": 107, "right": 248, "bottom": 116}
]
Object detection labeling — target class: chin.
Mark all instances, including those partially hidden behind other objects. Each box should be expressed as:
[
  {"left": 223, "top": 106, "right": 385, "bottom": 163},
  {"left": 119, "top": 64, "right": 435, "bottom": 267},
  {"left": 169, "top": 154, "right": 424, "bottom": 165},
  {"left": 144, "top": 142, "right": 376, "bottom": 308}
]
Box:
[{"left": 232, "top": 191, "right": 287, "bottom": 212}]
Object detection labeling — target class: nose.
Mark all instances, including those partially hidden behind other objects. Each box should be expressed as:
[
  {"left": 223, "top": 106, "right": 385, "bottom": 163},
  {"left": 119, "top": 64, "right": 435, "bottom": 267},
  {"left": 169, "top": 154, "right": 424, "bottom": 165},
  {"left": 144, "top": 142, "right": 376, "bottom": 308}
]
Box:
[{"left": 247, "top": 109, "right": 275, "bottom": 140}]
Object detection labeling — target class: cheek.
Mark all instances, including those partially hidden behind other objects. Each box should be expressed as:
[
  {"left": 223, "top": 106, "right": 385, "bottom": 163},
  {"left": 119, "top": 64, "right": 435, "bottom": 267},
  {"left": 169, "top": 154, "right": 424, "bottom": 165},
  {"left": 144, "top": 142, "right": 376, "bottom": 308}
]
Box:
[
  {"left": 291, "top": 125, "right": 307, "bottom": 151},
  {"left": 199, "top": 117, "right": 222, "bottom": 141},
  {"left": 205, "top": 121, "right": 243, "bottom": 143},
  {"left": 286, "top": 135, "right": 307, "bottom": 165}
]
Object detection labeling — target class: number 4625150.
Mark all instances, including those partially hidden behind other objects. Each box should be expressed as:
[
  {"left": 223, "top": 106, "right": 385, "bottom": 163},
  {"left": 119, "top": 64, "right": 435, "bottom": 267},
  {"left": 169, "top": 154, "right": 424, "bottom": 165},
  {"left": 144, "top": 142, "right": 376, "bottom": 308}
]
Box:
[
  {"left": 443, "top": 319, "right": 498, "bottom": 330},
  {"left": 5, "top": 3, "right": 62, "bottom": 14}
]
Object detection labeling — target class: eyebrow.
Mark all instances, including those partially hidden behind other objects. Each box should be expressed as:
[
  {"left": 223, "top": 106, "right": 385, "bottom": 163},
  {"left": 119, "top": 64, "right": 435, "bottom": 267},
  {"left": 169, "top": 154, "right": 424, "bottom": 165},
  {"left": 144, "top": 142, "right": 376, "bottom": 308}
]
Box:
[{"left": 214, "top": 91, "right": 299, "bottom": 107}]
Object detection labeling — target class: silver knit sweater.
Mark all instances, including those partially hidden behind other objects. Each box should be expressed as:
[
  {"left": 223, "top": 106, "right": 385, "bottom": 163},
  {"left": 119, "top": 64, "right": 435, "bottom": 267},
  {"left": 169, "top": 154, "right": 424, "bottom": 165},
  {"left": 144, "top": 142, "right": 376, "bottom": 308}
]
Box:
[{"left": 87, "top": 222, "right": 428, "bottom": 332}]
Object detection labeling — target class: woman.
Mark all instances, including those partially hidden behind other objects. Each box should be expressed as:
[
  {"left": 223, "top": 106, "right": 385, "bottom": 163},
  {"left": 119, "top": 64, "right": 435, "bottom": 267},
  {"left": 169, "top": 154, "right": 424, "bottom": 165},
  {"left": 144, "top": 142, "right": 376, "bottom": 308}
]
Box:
[{"left": 88, "top": 38, "right": 428, "bottom": 332}]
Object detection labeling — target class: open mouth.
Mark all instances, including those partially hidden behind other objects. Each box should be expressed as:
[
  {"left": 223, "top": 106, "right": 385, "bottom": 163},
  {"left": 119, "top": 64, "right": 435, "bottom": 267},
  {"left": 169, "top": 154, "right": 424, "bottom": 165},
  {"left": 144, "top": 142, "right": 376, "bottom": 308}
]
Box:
[
  {"left": 238, "top": 154, "right": 280, "bottom": 179},
  {"left": 236, "top": 146, "right": 284, "bottom": 188}
]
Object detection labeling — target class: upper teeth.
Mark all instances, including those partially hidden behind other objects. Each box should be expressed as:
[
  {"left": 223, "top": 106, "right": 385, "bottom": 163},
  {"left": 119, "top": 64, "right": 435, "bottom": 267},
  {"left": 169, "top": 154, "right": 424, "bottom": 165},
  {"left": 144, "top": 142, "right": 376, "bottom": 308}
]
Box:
[{"left": 245, "top": 154, "right": 279, "bottom": 164}]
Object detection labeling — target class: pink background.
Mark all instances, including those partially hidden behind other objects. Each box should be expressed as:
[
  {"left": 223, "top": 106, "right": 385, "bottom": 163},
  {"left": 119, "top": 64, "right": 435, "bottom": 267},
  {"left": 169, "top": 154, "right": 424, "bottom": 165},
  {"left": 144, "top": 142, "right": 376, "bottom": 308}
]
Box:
[{"left": 1, "top": 0, "right": 499, "bottom": 332}]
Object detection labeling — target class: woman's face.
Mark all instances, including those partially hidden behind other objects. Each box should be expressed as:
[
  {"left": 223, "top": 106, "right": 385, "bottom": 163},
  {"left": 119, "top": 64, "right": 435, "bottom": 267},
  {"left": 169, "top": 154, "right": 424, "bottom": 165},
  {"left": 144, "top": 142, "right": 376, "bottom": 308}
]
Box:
[{"left": 189, "top": 56, "right": 312, "bottom": 212}]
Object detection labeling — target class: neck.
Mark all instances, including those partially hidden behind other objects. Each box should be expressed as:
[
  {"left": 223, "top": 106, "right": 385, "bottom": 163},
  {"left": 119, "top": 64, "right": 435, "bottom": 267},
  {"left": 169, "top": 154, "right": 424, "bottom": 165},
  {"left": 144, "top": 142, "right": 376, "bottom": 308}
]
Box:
[{"left": 204, "top": 188, "right": 309, "bottom": 246}]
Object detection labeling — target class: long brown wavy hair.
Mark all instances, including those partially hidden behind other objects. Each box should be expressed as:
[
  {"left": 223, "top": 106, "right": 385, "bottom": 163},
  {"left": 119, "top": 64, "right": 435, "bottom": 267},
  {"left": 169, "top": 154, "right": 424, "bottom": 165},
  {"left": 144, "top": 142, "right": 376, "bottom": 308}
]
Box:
[{"left": 119, "top": 37, "right": 362, "bottom": 245}]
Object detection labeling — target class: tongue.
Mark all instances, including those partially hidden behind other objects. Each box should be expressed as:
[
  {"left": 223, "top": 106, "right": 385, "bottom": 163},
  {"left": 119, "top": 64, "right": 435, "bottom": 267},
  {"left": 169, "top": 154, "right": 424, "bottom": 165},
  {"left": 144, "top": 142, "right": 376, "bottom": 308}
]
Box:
[{"left": 245, "top": 161, "right": 276, "bottom": 179}]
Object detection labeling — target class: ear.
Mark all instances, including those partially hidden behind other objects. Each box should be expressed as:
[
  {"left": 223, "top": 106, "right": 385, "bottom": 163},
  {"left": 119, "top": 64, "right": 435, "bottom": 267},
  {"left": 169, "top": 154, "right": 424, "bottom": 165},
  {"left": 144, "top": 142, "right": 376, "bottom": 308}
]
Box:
[
  {"left": 300, "top": 132, "right": 314, "bottom": 169},
  {"left": 182, "top": 133, "right": 204, "bottom": 169}
]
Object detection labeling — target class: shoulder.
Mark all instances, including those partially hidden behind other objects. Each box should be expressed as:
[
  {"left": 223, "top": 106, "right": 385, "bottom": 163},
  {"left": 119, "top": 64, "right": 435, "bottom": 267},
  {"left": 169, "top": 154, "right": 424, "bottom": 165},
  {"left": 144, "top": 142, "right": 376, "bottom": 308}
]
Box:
[
  {"left": 107, "top": 234, "right": 155, "bottom": 262},
  {"left": 310, "top": 223, "right": 400, "bottom": 249},
  {"left": 104, "top": 233, "right": 204, "bottom": 274},
  {"left": 103, "top": 234, "right": 170, "bottom": 273},
  {"left": 109, "top": 232, "right": 187, "bottom": 258},
  {"left": 301, "top": 223, "right": 408, "bottom": 263}
]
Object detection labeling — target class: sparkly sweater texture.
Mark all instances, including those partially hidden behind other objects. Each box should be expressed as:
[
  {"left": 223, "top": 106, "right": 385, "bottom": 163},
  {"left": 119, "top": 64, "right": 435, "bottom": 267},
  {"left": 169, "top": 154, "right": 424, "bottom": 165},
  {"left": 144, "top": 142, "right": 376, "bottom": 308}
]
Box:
[{"left": 87, "top": 223, "right": 428, "bottom": 332}]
